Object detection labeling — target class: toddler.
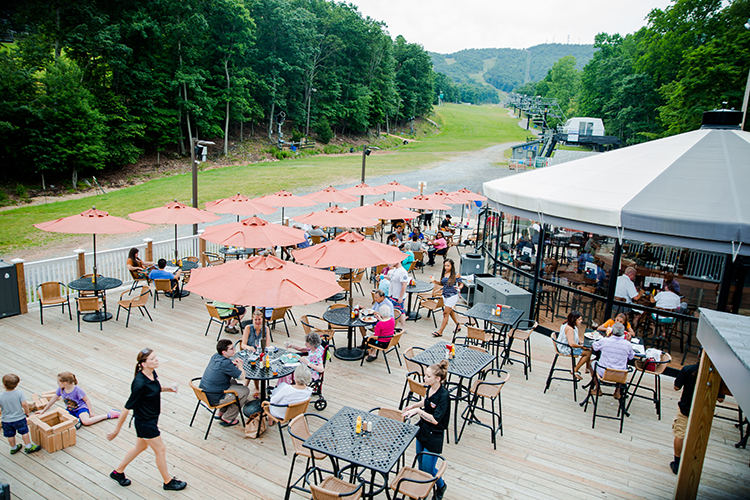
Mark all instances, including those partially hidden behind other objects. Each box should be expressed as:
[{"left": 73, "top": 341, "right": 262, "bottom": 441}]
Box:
[
  {"left": 38, "top": 372, "right": 120, "bottom": 428},
  {"left": 0, "top": 374, "right": 41, "bottom": 454}
]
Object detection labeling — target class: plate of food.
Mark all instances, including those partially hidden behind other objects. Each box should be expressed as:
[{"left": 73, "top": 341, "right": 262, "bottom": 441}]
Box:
[
  {"left": 279, "top": 353, "right": 300, "bottom": 365},
  {"left": 361, "top": 316, "right": 378, "bottom": 324}
]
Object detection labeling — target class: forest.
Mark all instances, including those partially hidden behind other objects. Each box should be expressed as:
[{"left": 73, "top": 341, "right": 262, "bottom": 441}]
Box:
[
  {"left": 0, "top": 0, "right": 436, "bottom": 186},
  {"left": 516, "top": 0, "right": 750, "bottom": 144}
]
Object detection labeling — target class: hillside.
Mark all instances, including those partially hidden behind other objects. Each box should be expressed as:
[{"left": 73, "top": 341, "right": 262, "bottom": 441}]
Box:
[{"left": 430, "top": 43, "right": 595, "bottom": 92}]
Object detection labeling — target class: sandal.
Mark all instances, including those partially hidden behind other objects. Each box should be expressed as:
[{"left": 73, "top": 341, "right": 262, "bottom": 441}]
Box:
[
  {"left": 219, "top": 419, "right": 239, "bottom": 427},
  {"left": 432, "top": 332, "right": 443, "bottom": 338},
  {"left": 572, "top": 371, "right": 583, "bottom": 381},
  {"left": 453, "top": 325, "right": 462, "bottom": 334}
]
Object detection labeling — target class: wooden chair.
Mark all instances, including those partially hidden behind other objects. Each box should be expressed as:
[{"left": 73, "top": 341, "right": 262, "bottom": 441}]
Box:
[
  {"left": 37, "top": 282, "right": 71, "bottom": 325},
  {"left": 203, "top": 251, "right": 225, "bottom": 266},
  {"left": 626, "top": 352, "right": 672, "bottom": 419},
  {"left": 362, "top": 226, "right": 375, "bottom": 239},
  {"left": 458, "top": 369, "right": 509, "bottom": 449},
  {"left": 75, "top": 296, "right": 104, "bottom": 332},
  {"left": 501, "top": 319, "right": 537, "bottom": 380},
  {"left": 350, "top": 269, "right": 366, "bottom": 296},
  {"left": 412, "top": 250, "right": 425, "bottom": 274},
  {"left": 152, "top": 278, "right": 178, "bottom": 308},
  {"left": 389, "top": 452, "right": 446, "bottom": 500},
  {"left": 285, "top": 413, "right": 332, "bottom": 500},
  {"left": 585, "top": 367, "right": 632, "bottom": 433},
  {"left": 78, "top": 274, "right": 103, "bottom": 299},
  {"left": 336, "top": 279, "right": 351, "bottom": 301},
  {"left": 543, "top": 332, "right": 580, "bottom": 401},
  {"left": 205, "top": 302, "right": 237, "bottom": 340},
  {"left": 453, "top": 325, "right": 491, "bottom": 349},
  {"left": 269, "top": 306, "right": 291, "bottom": 338},
  {"left": 116, "top": 287, "right": 153, "bottom": 328},
  {"left": 415, "top": 295, "right": 444, "bottom": 328},
  {"left": 301, "top": 315, "right": 336, "bottom": 352},
  {"left": 360, "top": 332, "right": 403, "bottom": 374},
  {"left": 310, "top": 235, "right": 322, "bottom": 245},
  {"left": 304, "top": 467, "right": 364, "bottom": 500},
  {"left": 261, "top": 398, "right": 311, "bottom": 455},
  {"left": 183, "top": 256, "right": 199, "bottom": 263},
  {"left": 128, "top": 269, "right": 150, "bottom": 293},
  {"left": 189, "top": 377, "right": 246, "bottom": 440}
]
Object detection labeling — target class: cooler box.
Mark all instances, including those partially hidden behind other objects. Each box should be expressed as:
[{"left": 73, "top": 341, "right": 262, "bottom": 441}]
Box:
[{"left": 475, "top": 276, "right": 532, "bottom": 321}]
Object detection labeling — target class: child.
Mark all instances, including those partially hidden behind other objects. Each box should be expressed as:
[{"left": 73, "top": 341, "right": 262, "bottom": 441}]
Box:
[
  {"left": 0, "top": 373, "right": 41, "bottom": 454},
  {"left": 38, "top": 372, "right": 120, "bottom": 428}
]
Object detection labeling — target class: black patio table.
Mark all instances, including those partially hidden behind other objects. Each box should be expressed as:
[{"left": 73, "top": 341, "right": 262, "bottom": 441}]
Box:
[
  {"left": 304, "top": 406, "right": 418, "bottom": 499},
  {"left": 219, "top": 246, "right": 256, "bottom": 259},
  {"left": 236, "top": 347, "right": 296, "bottom": 403},
  {"left": 323, "top": 307, "right": 368, "bottom": 361},
  {"left": 163, "top": 260, "right": 198, "bottom": 298},
  {"left": 405, "top": 279, "right": 433, "bottom": 321},
  {"left": 463, "top": 303, "right": 524, "bottom": 367},
  {"left": 411, "top": 342, "right": 495, "bottom": 443},
  {"left": 68, "top": 277, "right": 123, "bottom": 322}
]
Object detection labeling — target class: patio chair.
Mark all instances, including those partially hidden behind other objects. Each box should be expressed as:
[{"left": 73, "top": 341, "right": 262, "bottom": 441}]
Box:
[
  {"left": 452, "top": 303, "right": 478, "bottom": 328},
  {"left": 389, "top": 451, "right": 446, "bottom": 500},
  {"left": 78, "top": 274, "right": 103, "bottom": 299},
  {"left": 415, "top": 295, "right": 444, "bottom": 328},
  {"left": 336, "top": 279, "right": 351, "bottom": 301},
  {"left": 269, "top": 306, "right": 291, "bottom": 338},
  {"left": 543, "top": 332, "right": 580, "bottom": 402},
  {"left": 584, "top": 366, "right": 632, "bottom": 433},
  {"left": 128, "top": 269, "right": 150, "bottom": 293},
  {"left": 115, "top": 287, "right": 153, "bottom": 328},
  {"left": 350, "top": 269, "right": 366, "bottom": 296},
  {"left": 304, "top": 467, "right": 364, "bottom": 500},
  {"left": 285, "top": 413, "right": 333, "bottom": 500},
  {"left": 458, "top": 369, "right": 509, "bottom": 449},
  {"left": 152, "top": 278, "right": 178, "bottom": 308},
  {"left": 37, "top": 281, "right": 71, "bottom": 325},
  {"left": 301, "top": 315, "right": 336, "bottom": 353},
  {"left": 203, "top": 251, "right": 225, "bottom": 266},
  {"left": 189, "top": 377, "right": 246, "bottom": 440},
  {"left": 371, "top": 264, "right": 387, "bottom": 285},
  {"left": 399, "top": 371, "right": 427, "bottom": 410},
  {"left": 261, "top": 397, "right": 311, "bottom": 455},
  {"left": 369, "top": 406, "right": 408, "bottom": 470},
  {"left": 452, "top": 325, "right": 491, "bottom": 349},
  {"left": 626, "top": 352, "right": 671, "bottom": 419},
  {"left": 501, "top": 320, "right": 537, "bottom": 380},
  {"left": 310, "top": 235, "right": 322, "bottom": 245},
  {"left": 412, "top": 250, "right": 425, "bottom": 274},
  {"left": 75, "top": 296, "right": 104, "bottom": 332},
  {"left": 360, "top": 332, "right": 403, "bottom": 374},
  {"left": 204, "top": 302, "right": 237, "bottom": 340}
]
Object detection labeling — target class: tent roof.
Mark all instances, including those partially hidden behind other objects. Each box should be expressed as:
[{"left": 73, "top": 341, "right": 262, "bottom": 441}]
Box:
[{"left": 483, "top": 129, "right": 750, "bottom": 256}]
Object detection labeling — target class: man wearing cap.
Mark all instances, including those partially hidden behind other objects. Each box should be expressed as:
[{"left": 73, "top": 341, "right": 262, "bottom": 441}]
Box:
[
  {"left": 440, "top": 214, "right": 454, "bottom": 235},
  {"left": 591, "top": 322, "right": 634, "bottom": 398}
]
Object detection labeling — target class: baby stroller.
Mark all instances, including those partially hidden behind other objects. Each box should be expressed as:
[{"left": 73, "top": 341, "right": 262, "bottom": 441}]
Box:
[{"left": 309, "top": 338, "right": 332, "bottom": 411}]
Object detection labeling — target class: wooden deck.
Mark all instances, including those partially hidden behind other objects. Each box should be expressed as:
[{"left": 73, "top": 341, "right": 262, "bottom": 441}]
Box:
[{"left": 1, "top": 275, "right": 748, "bottom": 500}]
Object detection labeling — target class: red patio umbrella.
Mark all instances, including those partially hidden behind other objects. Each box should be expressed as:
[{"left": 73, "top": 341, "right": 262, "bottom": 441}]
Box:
[
  {"left": 373, "top": 180, "right": 418, "bottom": 202},
  {"left": 450, "top": 188, "right": 487, "bottom": 203},
  {"left": 200, "top": 216, "right": 306, "bottom": 249},
  {"left": 341, "top": 183, "right": 388, "bottom": 197},
  {"left": 429, "top": 190, "right": 465, "bottom": 205},
  {"left": 394, "top": 195, "right": 451, "bottom": 211},
  {"left": 34, "top": 207, "right": 150, "bottom": 278},
  {"left": 257, "top": 190, "right": 317, "bottom": 224},
  {"left": 185, "top": 255, "right": 343, "bottom": 349},
  {"left": 129, "top": 201, "right": 220, "bottom": 260},
  {"left": 294, "top": 206, "right": 378, "bottom": 229},
  {"left": 348, "top": 199, "right": 420, "bottom": 221},
  {"left": 205, "top": 193, "right": 276, "bottom": 220},
  {"left": 304, "top": 186, "right": 358, "bottom": 205}
]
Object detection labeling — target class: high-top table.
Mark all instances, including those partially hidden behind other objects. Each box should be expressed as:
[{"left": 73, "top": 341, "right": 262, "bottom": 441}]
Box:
[
  {"left": 68, "top": 277, "right": 123, "bottom": 322},
  {"left": 405, "top": 279, "right": 433, "bottom": 321},
  {"left": 323, "top": 307, "right": 367, "bottom": 361}
]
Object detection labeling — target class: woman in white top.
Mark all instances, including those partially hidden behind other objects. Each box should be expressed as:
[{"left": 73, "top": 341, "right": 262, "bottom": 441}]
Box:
[
  {"left": 556, "top": 311, "right": 591, "bottom": 380},
  {"left": 268, "top": 364, "right": 312, "bottom": 419}
]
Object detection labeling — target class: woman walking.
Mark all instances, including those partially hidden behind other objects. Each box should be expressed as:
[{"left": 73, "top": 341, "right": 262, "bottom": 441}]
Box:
[
  {"left": 107, "top": 348, "right": 186, "bottom": 491},
  {"left": 402, "top": 360, "right": 450, "bottom": 500},
  {"left": 430, "top": 259, "right": 463, "bottom": 337}
]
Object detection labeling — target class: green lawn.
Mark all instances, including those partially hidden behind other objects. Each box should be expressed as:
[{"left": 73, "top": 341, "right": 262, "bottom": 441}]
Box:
[{"left": 0, "top": 104, "right": 528, "bottom": 255}]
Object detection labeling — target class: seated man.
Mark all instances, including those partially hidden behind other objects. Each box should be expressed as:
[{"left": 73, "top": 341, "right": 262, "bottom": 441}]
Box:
[
  {"left": 440, "top": 214, "right": 455, "bottom": 235},
  {"left": 149, "top": 258, "right": 181, "bottom": 296},
  {"left": 213, "top": 301, "right": 246, "bottom": 334},
  {"left": 199, "top": 339, "right": 250, "bottom": 427},
  {"left": 308, "top": 225, "right": 327, "bottom": 241},
  {"left": 591, "top": 323, "right": 634, "bottom": 398},
  {"left": 371, "top": 289, "right": 394, "bottom": 318}
]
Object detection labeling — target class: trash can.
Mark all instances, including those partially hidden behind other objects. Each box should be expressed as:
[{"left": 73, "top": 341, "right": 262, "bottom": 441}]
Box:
[
  {"left": 0, "top": 261, "right": 20, "bottom": 318},
  {"left": 460, "top": 253, "right": 485, "bottom": 275}
]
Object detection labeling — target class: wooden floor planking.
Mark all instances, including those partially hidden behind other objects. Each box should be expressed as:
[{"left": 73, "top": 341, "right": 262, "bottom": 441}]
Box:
[{"left": 0, "top": 266, "right": 748, "bottom": 500}]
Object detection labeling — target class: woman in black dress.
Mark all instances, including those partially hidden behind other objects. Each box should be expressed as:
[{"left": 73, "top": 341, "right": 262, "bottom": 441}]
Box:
[
  {"left": 106, "top": 349, "right": 186, "bottom": 491},
  {"left": 402, "top": 359, "right": 450, "bottom": 500}
]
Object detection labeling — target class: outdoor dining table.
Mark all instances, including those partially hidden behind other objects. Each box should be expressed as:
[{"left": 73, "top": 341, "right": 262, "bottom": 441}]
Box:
[
  {"left": 236, "top": 347, "right": 296, "bottom": 404},
  {"left": 219, "top": 246, "right": 256, "bottom": 259},
  {"left": 463, "top": 303, "right": 524, "bottom": 367},
  {"left": 164, "top": 260, "right": 198, "bottom": 298},
  {"left": 67, "top": 276, "right": 123, "bottom": 322},
  {"left": 405, "top": 279, "right": 433, "bottom": 321},
  {"left": 411, "top": 341, "right": 495, "bottom": 443},
  {"left": 303, "top": 405, "right": 419, "bottom": 499},
  {"left": 323, "top": 307, "right": 368, "bottom": 361}
]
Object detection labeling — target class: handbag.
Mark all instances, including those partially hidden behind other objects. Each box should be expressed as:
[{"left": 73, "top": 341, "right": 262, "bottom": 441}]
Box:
[{"left": 244, "top": 412, "right": 267, "bottom": 439}]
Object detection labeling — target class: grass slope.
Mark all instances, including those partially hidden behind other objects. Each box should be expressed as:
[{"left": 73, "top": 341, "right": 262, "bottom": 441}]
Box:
[{"left": 0, "top": 104, "right": 528, "bottom": 255}]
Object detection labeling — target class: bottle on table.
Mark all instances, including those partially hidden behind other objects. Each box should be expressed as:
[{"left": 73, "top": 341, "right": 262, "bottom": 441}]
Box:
[{"left": 356, "top": 416, "right": 362, "bottom": 434}]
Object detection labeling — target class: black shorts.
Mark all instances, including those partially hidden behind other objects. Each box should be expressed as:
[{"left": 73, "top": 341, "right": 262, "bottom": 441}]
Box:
[
  {"left": 367, "top": 338, "right": 390, "bottom": 349},
  {"left": 134, "top": 418, "right": 160, "bottom": 439}
]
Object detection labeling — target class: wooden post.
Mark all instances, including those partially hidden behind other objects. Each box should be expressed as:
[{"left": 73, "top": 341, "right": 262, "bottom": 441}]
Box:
[
  {"left": 74, "top": 249, "right": 86, "bottom": 278},
  {"left": 198, "top": 231, "right": 206, "bottom": 267},
  {"left": 144, "top": 238, "right": 153, "bottom": 263},
  {"left": 11, "top": 258, "right": 27, "bottom": 314},
  {"left": 673, "top": 350, "right": 722, "bottom": 499}
]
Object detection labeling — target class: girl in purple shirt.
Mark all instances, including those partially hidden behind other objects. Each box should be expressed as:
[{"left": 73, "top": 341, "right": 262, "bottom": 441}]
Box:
[{"left": 38, "top": 372, "right": 120, "bottom": 426}]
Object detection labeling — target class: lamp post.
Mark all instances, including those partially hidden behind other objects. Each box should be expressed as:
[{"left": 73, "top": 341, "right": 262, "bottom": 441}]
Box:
[
  {"left": 305, "top": 87, "right": 317, "bottom": 141},
  {"left": 359, "top": 146, "right": 380, "bottom": 206},
  {"left": 191, "top": 138, "right": 215, "bottom": 235},
  {"left": 743, "top": 18, "right": 750, "bottom": 131}
]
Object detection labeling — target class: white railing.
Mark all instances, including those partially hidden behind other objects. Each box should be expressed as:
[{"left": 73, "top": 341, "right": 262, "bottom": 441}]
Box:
[{"left": 22, "top": 234, "right": 223, "bottom": 303}]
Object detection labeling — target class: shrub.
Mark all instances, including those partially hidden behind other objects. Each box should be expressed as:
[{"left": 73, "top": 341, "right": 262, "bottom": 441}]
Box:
[
  {"left": 314, "top": 117, "right": 333, "bottom": 144},
  {"left": 15, "top": 183, "right": 28, "bottom": 199}
]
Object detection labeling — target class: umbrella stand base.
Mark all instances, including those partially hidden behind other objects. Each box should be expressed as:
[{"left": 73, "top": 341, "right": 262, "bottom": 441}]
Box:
[
  {"left": 165, "top": 290, "right": 190, "bottom": 299},
  {"left": 334, "top": 347, "right": 365, "bottom": 361},
  {"left": 82, "top": 311, "right": 113, "bottom": 323},
  {"left": 407, "top": 312, "right": 422, "bottom": 321}
]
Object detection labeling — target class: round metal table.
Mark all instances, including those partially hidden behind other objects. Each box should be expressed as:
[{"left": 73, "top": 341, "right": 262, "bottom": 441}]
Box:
[
  {"left": 170, "top": 260, "right": 198, "bottom": 298},
  {"left": 67, "top": 277, "right": 123, "bottom": 322},
  {"left": 405, "top": 279, "right": 434, "bottom": 321},
  {"left": 219, "top": 247, "right": 257, "bottom": 259},
  {"left": 323, "top": 307, "right": 367, "bottom": 361}
]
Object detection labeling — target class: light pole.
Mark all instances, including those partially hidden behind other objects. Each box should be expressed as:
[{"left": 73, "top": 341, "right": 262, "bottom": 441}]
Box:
[
  {"left": 191, "top": 138, "right": 215, "bottom": 235},
  {"left": 743, "top": 18, "right": 750, "bottom": 131},
  {"left": 359, "top": 146, "right": 380, "bottom": 206},
  {"left": 305, "top": 87, "right": 316, "bottom": 141}
]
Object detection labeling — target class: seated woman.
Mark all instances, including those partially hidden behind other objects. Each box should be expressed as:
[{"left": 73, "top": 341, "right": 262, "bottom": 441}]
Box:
[
  {"left": 268, "top": 364, "right": 313, "bottom": 420},
  {"left": 386, "top": 233, "right": 400, "bottom": 247},
  {"left": 240, "top": 310, "right": 270, "bottom": 351},
  {"left": 283, "top": 332, "right": 325, "bottom": 383},
  {"left": 556, "top": 311, "right": 591, "bottom": 380},
  {"left": 126, "top": 248, "right": 154, "bottom": 279},
  {"left": 364, "top": 308, "right": 395, "bottom": 362},
  {"left": 597, "top": 312, "right": 636, "bottom": 341},
  {"left": 426, "top": 231, "right": 448, "bottom": 266}
]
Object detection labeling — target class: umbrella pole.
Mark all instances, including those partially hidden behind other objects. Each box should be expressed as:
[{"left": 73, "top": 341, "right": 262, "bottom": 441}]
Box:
[
  {"left": 174, "top": 225, "right": 179, "bottom": 262},
  {"left": 459, "top": 204, "right": 466, "bottom": 244},
  {"left": 92, "top": 235, "right": 97, "bottom": 284},
  {"left": 261, "top": 310, "right": 267, "bottom": 351}
]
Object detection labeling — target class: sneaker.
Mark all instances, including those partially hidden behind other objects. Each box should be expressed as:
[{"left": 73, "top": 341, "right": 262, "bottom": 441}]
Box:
[
  {"left": 163, "top": 477, "right": 187, "bottom": 491},
  {"left": 434, "top": 483, "right": 447, "bottom": 500},
  {"left": 75, "top": 419, "right": 82, "bottom": 430},
  {"left": 110, "top": 470, "right": 131, "bottom": 486},
  {"left": 24, "top": 444, "right": 41, "bottom": 454},
  {"left": 365, "top": 355, "right": 377, "bottom": 362},
  {"left": 10, "top": 444, "right": 22, "bottom": 455},
  {"left": 107, "top": 410, "right": 121, "bottom": 419},
  {"left": 224, "top": 326, "right": 239, "bottom": 334},
  {"left": 669, "top": 461, "right": 679, "bottom": 475}
]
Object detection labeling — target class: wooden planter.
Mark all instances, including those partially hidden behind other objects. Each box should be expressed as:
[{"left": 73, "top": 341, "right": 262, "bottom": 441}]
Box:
[{"left": 27, "top": 408, "right": 77, "bottom": 452}]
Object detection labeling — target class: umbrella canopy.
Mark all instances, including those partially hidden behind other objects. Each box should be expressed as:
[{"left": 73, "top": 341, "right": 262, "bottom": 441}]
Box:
[
  {"left": 294, "top": 230, "right": 406, "bottom": 269},
  {"left": 34, "top": 207, "right": 150, "bottom": 275},
  {"left": 185, "top": 255, "right": 342, "bottom": 308},
  {"left": 294, "top": 206, "right": 378, "bottom": 228},
  {"left": 450, "top": 188, "right": 487, "bottom": 203},
  {"left": 341, "top": 183, "right": 387, "bottom": 197},
  {"left": 482, "top": 126, "right": 750, "bottom": 256},
  {"left": 200, "top": 216, "right": 306, "bottom": 248},
  {"left": 429, "top": 190, "right": 465, "bottom": 205},
  {"left": 205, "top": 193, "right": 276, "bottom": 217},
  {"left": 259, "top": 190, "right": 317, "bottom": 208},
  {"left": 394, "top": 195, "right": 451, "bottom": 211},
  {"left": 349, "top": 199, "right": 420, "bottom": 220},
  {"left": 304, "top": 186, "right": 358, "bottom": 205},
  {"left": 373, "top": 180, "right": 418, "bottom": 194}
]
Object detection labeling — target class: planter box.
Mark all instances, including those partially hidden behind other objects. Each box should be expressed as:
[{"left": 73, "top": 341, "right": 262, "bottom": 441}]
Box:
[
  {"left": 27, "top": 408, "right": 76, "bottom": 452},
  {"left": 26, "top": 393, "right": 50, "bottom": 413}
]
